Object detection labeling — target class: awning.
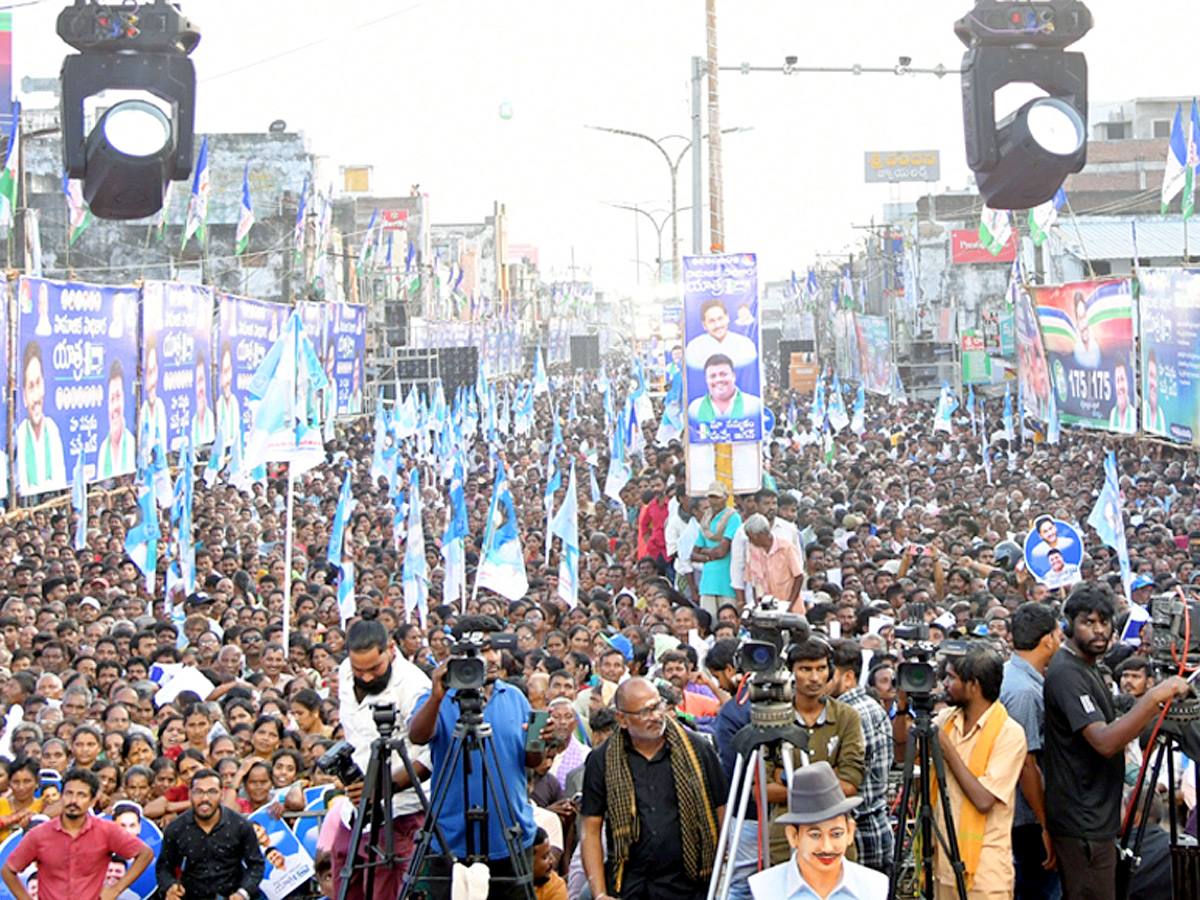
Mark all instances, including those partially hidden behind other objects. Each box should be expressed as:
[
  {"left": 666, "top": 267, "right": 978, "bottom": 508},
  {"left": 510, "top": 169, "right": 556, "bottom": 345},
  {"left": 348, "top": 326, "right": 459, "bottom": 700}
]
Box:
[{"left": 1054, "top": 219, "right": 1195, "bottom": 260}]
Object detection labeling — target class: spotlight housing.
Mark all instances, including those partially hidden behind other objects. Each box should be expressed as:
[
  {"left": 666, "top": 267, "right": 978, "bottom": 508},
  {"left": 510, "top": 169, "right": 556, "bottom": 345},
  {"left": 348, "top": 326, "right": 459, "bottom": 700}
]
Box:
[
  {"left": 58, "top": 0, "right": 200, "bottom": 220},
  {"left": 956, "top": 0, "right": 1091, "bottom": 210}
]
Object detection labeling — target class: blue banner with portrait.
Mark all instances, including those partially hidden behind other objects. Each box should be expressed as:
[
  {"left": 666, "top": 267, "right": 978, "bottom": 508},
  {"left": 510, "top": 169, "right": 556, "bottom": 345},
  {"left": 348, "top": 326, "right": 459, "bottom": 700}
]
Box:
[
  {"left": 248, "top": 808, "right": 317, "bottom": 900},
  {"left": 16, "top": 276, "right": 140, "bottom": 494},
  {"left": 296, "top": 300, "right": 327, "bottom": 360},
  {"left": 327, "top": 303, "right": 366, "bottom": 416},
  {"left": 1023, "top": 516, "right": 1084, "bottom": 589},
  {"left": 682, "top": 253, "right": 762, "bottom": 443},
  {"left": 1138, "top": 268, "right": 1200, "bottom": 445},
  {"left": 216, "top": 294, "right": 289, "bottom": 455},
  {"left": 141, "top": 281, "right": 215, "bottom": 456}
]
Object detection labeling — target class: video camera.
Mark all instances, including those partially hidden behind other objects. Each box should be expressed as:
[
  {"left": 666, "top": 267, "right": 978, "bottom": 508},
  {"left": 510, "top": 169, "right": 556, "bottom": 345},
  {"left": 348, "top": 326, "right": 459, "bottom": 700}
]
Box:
[
  {"left": 316, "top": 703, "right": 405, "bottom": 785},
  {"left": 1150, "top": 591, "right": 1200, "bottom": 722},
  {"left": 896, "top": 640, "right": 970, "bottom": 708},
  {"left": 735, "top": 597, "right": 810, "bottom": 728},
  {"left": 445, "top": 632, "right": 518, "bottom": 692}
]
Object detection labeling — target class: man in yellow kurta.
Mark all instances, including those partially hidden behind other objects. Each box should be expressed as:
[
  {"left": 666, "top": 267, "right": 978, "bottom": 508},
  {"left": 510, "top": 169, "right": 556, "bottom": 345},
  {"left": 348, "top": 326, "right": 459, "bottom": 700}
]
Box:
[{"left": 934, "top": 645, "right": 1027, "bottom": 900}]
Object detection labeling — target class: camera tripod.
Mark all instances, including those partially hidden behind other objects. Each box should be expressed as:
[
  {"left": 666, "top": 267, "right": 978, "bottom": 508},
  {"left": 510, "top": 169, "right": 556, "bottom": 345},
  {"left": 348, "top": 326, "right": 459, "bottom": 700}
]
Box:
[
  {"left": 399, "top": 689, "right": 536, "bottom": 900},
  {"left": 888, "top": 696, "right": 969, "bottom": 900},
  {"left": 1118, "top": 718, "right": 1199, "bottom": 900},
  {"left": 337, "top": 704, "right": 449, "bottom": 900},
  {"left": 706, "top": 700, "right": 810, "bottom": 900}
]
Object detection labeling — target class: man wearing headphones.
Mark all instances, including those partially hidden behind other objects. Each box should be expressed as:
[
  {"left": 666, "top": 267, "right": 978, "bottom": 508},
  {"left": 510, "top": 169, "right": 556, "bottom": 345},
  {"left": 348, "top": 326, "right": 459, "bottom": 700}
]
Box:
[{"left": 1043, "top": 583, "right": 1190, "bottom": 900}]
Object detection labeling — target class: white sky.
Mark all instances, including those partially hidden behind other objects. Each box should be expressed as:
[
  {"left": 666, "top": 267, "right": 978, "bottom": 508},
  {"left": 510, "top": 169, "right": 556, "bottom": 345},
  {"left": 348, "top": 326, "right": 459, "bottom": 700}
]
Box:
[{"left": 10, "top": 0, "right": 1199, "bottom": 295}]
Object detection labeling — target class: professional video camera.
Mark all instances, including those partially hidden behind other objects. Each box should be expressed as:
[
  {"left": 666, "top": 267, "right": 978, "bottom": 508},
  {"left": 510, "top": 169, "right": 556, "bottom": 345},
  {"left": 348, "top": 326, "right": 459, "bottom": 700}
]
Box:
[
  {"left": 445, "top": 632, "right": 518, "bottom": 692},
  {"left": 1149, "top": 590, "right": 1200, "bottom": 722},
  {"left": 734, "top": 596, "right": 810, "bottom": 728},
  {"left": 896, "top": 639, "right": 970, "bottom": 706}
]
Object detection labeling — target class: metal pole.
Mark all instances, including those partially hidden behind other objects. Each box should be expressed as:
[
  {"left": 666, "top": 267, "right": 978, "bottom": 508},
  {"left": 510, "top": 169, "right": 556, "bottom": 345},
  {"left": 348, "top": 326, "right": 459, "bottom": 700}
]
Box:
[
  {"left": 670, "top": 163, "right": 679, "bottom": 281},
  {"left": 706, "top": 0, "right": 724, "bottom": 253},
  {"left": 282, "top": 464, "right": 295, "bottom": 650},
  {"left": 692, "top": 56, "right": 704, "bottom": 256}
]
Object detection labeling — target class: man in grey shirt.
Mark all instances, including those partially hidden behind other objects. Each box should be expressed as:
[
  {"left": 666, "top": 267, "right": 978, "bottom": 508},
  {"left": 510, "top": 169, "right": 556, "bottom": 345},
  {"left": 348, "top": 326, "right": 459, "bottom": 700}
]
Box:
[{"left": 998, "top": 603, "right": 1063, "bottom": 900}]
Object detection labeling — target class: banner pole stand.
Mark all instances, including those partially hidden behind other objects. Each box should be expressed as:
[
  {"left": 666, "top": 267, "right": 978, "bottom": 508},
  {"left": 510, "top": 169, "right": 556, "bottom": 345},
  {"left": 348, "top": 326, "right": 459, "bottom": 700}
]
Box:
[{"left": 283, "top": 462, "right": 295, "bottom": 650}]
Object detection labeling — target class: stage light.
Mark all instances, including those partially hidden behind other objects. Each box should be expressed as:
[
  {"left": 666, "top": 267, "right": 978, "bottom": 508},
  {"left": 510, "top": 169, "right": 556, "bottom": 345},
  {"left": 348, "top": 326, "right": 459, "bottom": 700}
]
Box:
[
  {"left": 58, "top": 0, "right": 200, "bottom": 220},
  {"left": 956, "top": 0, "right": 1092, "bottom": 210}
]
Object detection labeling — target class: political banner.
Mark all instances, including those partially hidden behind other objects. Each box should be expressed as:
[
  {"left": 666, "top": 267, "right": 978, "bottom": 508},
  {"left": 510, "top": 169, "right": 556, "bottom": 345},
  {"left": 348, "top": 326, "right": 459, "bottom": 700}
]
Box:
[
  {"left": 249, "top": 808, "right": 317, "bottom": 900},
  {"left": 0, "top": 275, "right": 8, "bottom": 503},
  {"left": 141, "top": 281, "right": 215, "bottom": 455},
  {"left": 1023, "top": 515, "right": 1084, "bottom": 589},
  {"left": 216, "top": 294, "right": 288, "bottom": 453},
  {"left": 855, "top": 315, "right": 892, "bottom": 394},
  {"left": 16, "top": 276, "right": 139, "bottom": 494},
  {"left": 833, "top": 310, "right": 858, "bottom": 382},
  {"left": 682, "top": 253, "right": 762, "bottom": 443},
  {"left": 1014, "top": 282, "right": 1052, "bottom": 423},
  {"left": 327, "top": 303, "right": 366, "bottom": 416},
  {"left": 962, "top": 331, "right": 991, "bottom": 385},
  {"left": 1033, "top": 279, "right": 1135, "bottom": 432},
  {"left": 106, "top": 806, "right": 164, "bottom": 900},
  {"left": 1137, "top": 268, "right": 1200, "bottom": 445}
]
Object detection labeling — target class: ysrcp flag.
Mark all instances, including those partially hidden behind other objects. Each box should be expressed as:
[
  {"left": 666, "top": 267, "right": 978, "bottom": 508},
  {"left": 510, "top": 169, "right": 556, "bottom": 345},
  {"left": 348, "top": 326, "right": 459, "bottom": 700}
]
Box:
[{"left": 933, "top": 382, "right": 958, "bottom": 434}]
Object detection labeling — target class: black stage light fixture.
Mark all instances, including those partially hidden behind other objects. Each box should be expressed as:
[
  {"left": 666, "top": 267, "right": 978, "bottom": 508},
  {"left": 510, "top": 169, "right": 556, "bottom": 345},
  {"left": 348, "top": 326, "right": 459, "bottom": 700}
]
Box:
[
  {"left": 956, "top": 0, "right": 1092, "bottom": 210},
  {"left": 58, "top": 0, "right": 200, "bottom": 219}
]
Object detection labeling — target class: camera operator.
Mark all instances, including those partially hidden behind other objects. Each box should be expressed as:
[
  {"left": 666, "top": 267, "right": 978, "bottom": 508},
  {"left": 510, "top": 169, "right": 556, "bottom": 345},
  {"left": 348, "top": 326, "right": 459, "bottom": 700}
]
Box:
[
  {"left": 332, "top": 618, "right": 433, "bottom": 900},
  {"left": 1044, "top": 584, "right": 1189, "bottom": 900},
  {"left": 408, "top": 614, "right": 548, "bottom": 900}
]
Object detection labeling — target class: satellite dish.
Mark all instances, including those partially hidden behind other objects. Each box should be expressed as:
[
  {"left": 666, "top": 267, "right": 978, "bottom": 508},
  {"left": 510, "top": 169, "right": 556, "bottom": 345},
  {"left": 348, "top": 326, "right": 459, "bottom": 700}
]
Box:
[{"left": 268, "top": 119, "right": 287, "bottom": 133}]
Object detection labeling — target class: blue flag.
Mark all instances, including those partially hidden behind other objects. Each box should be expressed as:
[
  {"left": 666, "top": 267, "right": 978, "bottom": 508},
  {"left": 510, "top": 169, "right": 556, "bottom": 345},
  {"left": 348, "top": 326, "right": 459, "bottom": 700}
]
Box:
[
  {"left": 551, "top": 461, "right": 580, "bottom": 608},
  {"left": 328, "top": 466, "right": 354, "bottom": 570},
  {"left": 1088, "top": 451, "right": 1132, "bottom": 599},
  {"left": 402, "top": 468, "right": 429, "bottom": 625},
  {"left": 71, "top": 448, "right": 86, "bottom": 551},
  {"left": 475, "top": 458, "right": 529, "bottom": 602}
]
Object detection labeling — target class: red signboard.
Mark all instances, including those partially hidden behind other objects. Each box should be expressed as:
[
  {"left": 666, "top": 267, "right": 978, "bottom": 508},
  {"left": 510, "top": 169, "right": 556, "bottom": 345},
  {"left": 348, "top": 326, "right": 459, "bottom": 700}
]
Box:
[
  {"left": 961, "top": 333, "right": 985, "bottom": 353},
  {"left": 381, "top": 209, "right": 408, "bottom": 231},
  {"left": 951, "top": 228, "right": 1017, "bottom": 264}
]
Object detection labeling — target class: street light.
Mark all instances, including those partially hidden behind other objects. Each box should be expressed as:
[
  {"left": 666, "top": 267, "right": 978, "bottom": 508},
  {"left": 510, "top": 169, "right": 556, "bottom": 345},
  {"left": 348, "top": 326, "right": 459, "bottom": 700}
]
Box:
[
  {"left": 586, "top": 124, "right": 748, "bottom": 282},
  {"left": 731, "top": 55, "right": 960, "bottom": 78},
  {"left": 605, "top": 201, "right": 692, "bottom": 284}
]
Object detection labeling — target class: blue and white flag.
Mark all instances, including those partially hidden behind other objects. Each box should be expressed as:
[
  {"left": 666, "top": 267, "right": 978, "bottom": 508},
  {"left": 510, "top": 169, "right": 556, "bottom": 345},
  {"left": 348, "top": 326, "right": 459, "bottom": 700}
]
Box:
[
  {"left": 812, "top": 378, "right": 825, "bottom": 425},
  {"left": 181, "top": 136, "right": 209, "bottom": 250},
  {"left": 1003, "top": 384, "right": 1016, "bottom": 443},
  {"left": 806, "top": 268, "right": 819, "bottom": 307},
  {"left": 967, "top": 385, "right": 977, "bottom": 436},
  {"left": 293, "top": 177, "right": 308, "bottom": 266},
  {"left": 402, "top": 468, "right": 429, "bottom": 625},
  {"left": 328, "top": 466, "right": 354, "bottom": 570},
  {"left": 1088, "top": 451, "right": 1132, "bottom": 599},
  {"left": 475, "top": 459, "right": 529, "bottom": 602},
  {"left": 1029, "top": 187, "right": 1065, "bottom": 246},
  {"left": 543, "top": 444, "right": 562, "bottom": 565},
  {"left": 337, "top": 559, "right": 356, "bottom": 625},
  {"left": 241, "top": 311, "right": 329, "bottom": 476},
  {"left": 71, "top": 447, "right": 86, "bottom": 551},
  {"left": 933, "top": 382, "right": 957, "bottom": 434},
  {"left": 588, "top": 463, "right": 602, "bottom": 505},
  {"left": 203, "top": 417, "right": 226, "bottom": 489},
  {"left": 656, "top": 366, "right": 684, "bottom": 445},
  {"left": 551, "top": 461, "right": 580, "bottom": 608},
  {"left": 891, "top": 369, "right": 909, "bottom": 406},
  {"left": 1047, "top": 387, "right": 1061, "bottom": 445},
  {"left": 850, "top": 384, "right": 865, "bottom": 437},
  {"left": 827, "top": 375, "right": 849, "bottom": 432},
  {"left": 125, "top": 464, "right": 159, "bottom": 594},
  {"left": 235, "top": 163, "right": 254, "bottom": 255},
  {"left": 533, "top": 349, "right": 549, "bottom": 395}
]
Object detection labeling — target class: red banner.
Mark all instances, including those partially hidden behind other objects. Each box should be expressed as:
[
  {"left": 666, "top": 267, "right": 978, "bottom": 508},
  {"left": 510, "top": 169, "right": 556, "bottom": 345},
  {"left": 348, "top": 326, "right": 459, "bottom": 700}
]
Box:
[{"left": 951, "top": 229, "right": 1017, "bottom": 264}]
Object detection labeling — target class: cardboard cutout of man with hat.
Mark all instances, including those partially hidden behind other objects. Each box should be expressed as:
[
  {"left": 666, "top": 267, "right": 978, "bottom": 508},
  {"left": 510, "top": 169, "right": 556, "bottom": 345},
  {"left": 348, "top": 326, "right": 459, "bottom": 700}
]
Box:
[{"left": 748, "top": 761, "right": 887, "bottom": 900}]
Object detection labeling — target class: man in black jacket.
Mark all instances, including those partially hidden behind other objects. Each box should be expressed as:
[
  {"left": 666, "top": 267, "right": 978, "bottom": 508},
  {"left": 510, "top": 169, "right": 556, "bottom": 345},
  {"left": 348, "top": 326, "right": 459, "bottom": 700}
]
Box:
[{"left": 157, "top": 769, "right": 265, "bottom": 900}]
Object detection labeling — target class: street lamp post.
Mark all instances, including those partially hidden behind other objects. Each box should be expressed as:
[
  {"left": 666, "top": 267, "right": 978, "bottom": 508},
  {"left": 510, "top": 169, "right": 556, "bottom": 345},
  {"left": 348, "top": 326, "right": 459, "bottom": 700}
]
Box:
[{"left": 606, "top": 202, "right": 692, "bottom": 283}]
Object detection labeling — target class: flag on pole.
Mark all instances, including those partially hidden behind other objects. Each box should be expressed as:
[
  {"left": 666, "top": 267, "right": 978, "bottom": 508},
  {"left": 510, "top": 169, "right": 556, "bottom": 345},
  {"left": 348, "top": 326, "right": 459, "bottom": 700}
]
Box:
[
  {"left": 543, "top": 444, "right": 562, "bottom": 565},
  {"left": 551, "top": 461, "right": 580, "bottom": 608},
  {"left": 1029, "top": 188, "right": 1065, "bottom": 246},
  {"left": 357, "top": 208, "right": 378, "bottom": 276},
  {"left": 588, "top": 463, "right": 602, "bottom": 505},
  {"left": 1163, "top": 104, "right": 1189, "bottom": 214},
  {"left": 850, "top": 383, "right": 865, "bottom": 436},
  {"left": 933, "top": 382, "right": 957, "bottom": 434},
  {"left": 125, "top": 463, "right": 159, "bottom": 593},
  {"left": 967, "top": 384, "right": 977, "bottom": 435},
  {"left": 153, "top": 183, "right": 171, "bottom": 242},
  {"left": 203, "top": 416, "right": 226, "bottom": 489},
  {"left": 402, "top": 468, "right": 429, "bottom": 626},
  {"left": 337, "top": 559, "right": 356, "bottom": 625},
  {"left": 241, "top": 311, "right": 329, "bottom": 477},
  {"left": 293, "top": 177, "right": 308, "bottom": 266},
  {"left": 1088, "top": 451, "right": 1132, "bottom": 599},
  {"left": 827, "top": 375, "right": 849, "bottom": 432},
  {"left": 63, "top": 175, "right": 93, "bottom": 246},
  {"left": 1187, "top": 99, "right": 1200, "bottom": 221},
  {"left": 978, "top": 205, "right": 1012, "bottom": 255},
  {"left": 235, "top": 163, "right": 254, "bottom": 255},
  {"left": 328, "top": 466, "right": 354, "bottom": 570},
  {"left": 533, "top": 348, "right": 549, "bottom": 395},
  {"left": 71, "top": 447, "right": 86, "bottom": 551},
  {"left": 181, "top": 136, "right": 209, "bottom": 250},
  {"left": 1003, "top": 384, "right": 1016, "bottom": 443},
  {"left": 1047, "top": 386, "right": 1061, "bottom": 445},
  {"left": 475, "top": 459, "right": 529, "bottom": 602},
  {"left": 655, "top": 366, "right": 684, "bottom": 445},
  {"left": 0, "top": 102, "right": 19, "bottom": 230}
]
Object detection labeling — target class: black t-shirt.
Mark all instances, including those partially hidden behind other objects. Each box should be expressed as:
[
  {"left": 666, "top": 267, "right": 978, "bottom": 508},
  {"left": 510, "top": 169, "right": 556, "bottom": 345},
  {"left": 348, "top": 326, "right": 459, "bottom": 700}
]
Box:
[
  {"left": 581, "top": 727, "right": 727, "bottom": 900},
  {"left": 1043, "top": 646, "right": 1123, "bottom": 839}
]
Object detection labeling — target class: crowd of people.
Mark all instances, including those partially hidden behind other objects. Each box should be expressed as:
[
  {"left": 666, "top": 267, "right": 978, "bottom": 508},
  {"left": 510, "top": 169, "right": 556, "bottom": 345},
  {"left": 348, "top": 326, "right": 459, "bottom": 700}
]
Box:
[{"left": 0, "top": 350, "right": 1194, "bottom": 900}]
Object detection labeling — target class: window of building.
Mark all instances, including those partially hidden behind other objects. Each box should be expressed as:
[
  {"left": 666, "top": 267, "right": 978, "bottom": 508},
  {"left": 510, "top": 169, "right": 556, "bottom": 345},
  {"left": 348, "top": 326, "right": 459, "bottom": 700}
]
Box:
[
  {"left": 1153, "top": 118, "right": 1173, "bottom": 138},
  {"left": 1102, "top": 122, "right": 1130, "bottom": 141},
  {"left": 1092, "top": 260, "right": 1112, "bottom": 276},
  {"left": 341, "top": 166, "right": 372, "bottom": 192}
]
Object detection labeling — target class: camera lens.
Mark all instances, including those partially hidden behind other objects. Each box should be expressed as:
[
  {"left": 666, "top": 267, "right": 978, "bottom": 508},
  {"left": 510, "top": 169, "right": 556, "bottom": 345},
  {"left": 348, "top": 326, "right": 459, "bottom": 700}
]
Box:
[{"left": 446, "top": 656, "right": 486, "bottom": 691}]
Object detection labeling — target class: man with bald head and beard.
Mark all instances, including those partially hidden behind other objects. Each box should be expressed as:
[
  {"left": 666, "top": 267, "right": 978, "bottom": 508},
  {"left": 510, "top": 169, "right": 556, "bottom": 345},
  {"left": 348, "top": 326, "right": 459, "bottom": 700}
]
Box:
[{"left": 580, "top": 677, "right": 727, "bottom": 900}]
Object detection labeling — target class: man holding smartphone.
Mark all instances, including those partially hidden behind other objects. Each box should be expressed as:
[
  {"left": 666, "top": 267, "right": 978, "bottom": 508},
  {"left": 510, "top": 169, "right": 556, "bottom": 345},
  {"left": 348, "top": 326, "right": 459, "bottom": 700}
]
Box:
[{"left": 410, "top": 615, "right": 554, "bottom": 900}]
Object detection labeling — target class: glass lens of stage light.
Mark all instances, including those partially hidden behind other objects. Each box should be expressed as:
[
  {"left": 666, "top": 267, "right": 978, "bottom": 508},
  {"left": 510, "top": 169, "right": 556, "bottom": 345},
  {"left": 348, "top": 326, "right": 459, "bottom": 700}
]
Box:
[
  {"left": 103, "top": 100, "right": 172, "bottom": 158},
  {"left": 1026, "top": 98, "right": 1084, "bottom": 157}
]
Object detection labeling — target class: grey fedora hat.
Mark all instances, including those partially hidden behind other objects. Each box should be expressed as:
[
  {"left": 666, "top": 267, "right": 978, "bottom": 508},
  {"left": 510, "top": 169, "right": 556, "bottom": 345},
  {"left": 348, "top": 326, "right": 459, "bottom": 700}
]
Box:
[{"left": 776, "top": 761, "right": 862, "bottom": 825}]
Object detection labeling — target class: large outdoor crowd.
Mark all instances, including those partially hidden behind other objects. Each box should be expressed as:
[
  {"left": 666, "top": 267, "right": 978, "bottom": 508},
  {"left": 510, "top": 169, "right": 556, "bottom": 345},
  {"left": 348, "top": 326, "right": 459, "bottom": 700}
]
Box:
[{"left": 0, "top": 350, "right": 1193, "bottom": 900}]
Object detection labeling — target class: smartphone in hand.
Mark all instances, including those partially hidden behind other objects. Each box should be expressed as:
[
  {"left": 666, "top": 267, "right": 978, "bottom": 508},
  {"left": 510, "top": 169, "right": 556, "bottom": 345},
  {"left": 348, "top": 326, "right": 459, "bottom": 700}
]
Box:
[{"left": 526, "top": 710, "right": 551, "bottom": 752}]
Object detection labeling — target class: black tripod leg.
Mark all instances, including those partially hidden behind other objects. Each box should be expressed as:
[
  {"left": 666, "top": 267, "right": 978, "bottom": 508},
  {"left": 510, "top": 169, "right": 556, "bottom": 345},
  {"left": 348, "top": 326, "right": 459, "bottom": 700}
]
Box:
[
  {"left": 926, "top": 730, "right": 970, "bottom": 900},
  {"left": 395, "top": 739, "right": 454, "bottom": 856},
  {"left": 478, "top": 733, "right": 536, "bottom": 900},
  {"left": 888, "top": 723, "right": 919, "bottom": 899},
  {"left": 338, "top": 740, "right": 384, "bottom": 900},
  {"left": 399, "top": 732, "right": 471, "bottom": 900}
]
